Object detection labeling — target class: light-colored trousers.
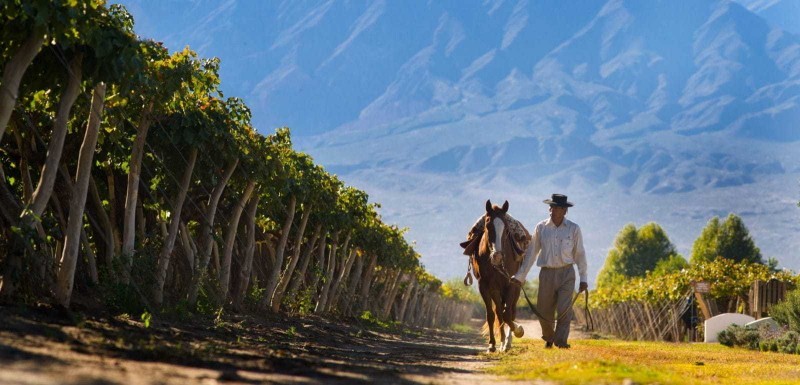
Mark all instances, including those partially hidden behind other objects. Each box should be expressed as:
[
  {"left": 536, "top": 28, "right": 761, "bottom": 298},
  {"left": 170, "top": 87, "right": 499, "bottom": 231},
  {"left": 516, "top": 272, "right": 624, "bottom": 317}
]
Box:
[{"left": 537, "top": 265, "right": 575, "bottom": 346}]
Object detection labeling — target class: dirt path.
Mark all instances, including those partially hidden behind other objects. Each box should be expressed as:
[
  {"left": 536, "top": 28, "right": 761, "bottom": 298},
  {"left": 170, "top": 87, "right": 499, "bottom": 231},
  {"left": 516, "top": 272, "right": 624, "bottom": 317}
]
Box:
[
  {"left": 416, "top": 317, "right": 589, "bottom": 385},
  {"left": 0, "top": 305, "right": 584, "bottom": 384}
]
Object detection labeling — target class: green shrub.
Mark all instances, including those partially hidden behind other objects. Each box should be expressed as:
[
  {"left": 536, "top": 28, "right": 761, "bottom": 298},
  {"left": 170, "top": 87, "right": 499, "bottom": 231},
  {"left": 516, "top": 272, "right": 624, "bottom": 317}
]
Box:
[
  {"left": 776, "top": 331, "right": 800, "bottom": 354},
  {"left": 770, "top": 341, "right": 780, "bottom": 352},
  {"left": 770, "top": 289, "right": 800, "bottom": 333},
  {"left": 717, "top": 324, "right": 759, "bottom": 349},
  {"left": 244, "top": 277, "right": 266, "bottom": 309},
  {"left": 98, "top": 252, "right": 157, "bottom": 315},
  {"left": 195, "top": 275, "right": 222, "bottom": 315},
  {"left": 717, "top": 325, "right": 736, "bottom": 347},
  {"left": 358, "top": 310, "right": 395, "bottom": 329},
  {"left": 283, "top": 285, "right": 316, "bottom": 315}
]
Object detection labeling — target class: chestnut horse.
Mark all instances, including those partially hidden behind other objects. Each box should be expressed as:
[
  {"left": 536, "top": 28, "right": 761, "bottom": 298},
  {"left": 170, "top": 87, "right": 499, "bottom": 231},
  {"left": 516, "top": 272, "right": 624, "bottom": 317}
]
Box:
[{"left": 461, "top": 200, "right": 526, "bottom": 352}]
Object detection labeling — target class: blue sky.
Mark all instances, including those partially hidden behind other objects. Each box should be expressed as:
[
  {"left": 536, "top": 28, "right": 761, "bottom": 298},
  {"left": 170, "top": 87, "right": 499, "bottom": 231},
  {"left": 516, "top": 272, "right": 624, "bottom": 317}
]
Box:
[{"left": 114, "top": 1, "right": 800, "bottom": 281}]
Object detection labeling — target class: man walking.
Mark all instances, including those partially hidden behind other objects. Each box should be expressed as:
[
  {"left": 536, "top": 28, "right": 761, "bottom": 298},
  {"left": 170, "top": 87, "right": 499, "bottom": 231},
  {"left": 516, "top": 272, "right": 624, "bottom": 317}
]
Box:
[{"left": 511, "top": 193, "right": 588, "bottom": 348}]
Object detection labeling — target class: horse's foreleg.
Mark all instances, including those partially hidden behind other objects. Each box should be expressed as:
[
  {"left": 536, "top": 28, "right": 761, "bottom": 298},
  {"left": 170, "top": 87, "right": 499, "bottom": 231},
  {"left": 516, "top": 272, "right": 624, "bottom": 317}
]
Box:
[
  {"left": 499, "top": 305, "right": 513, "bottom": 352},
  {"left": 490, "top": 291, "right": 509, "bottom": 351},
  {"left": 501, "top": 288, "right": 523, "bottom": 352},
  {"left": 486, "top": 305, "right": 496, "bottom": 352},
  {"left": 481, "top": 288, "right": 496, "bottom": 353},
  {"left": 503, "top": 308, "right": 524, "bottom": 339},
  {"left": 507, "top": 285, "right": 524, "bottom": 338}
]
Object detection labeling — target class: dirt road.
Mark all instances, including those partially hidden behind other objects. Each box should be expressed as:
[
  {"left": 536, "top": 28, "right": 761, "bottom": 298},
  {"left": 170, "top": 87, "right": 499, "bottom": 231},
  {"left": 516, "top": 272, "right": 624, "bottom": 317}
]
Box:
[{"left": 0, "top": 305, "right": 581, "bottom": 384}]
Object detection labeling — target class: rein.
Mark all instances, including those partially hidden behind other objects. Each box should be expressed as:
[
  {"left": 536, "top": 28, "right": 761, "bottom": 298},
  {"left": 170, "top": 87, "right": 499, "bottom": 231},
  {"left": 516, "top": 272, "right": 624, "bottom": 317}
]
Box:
[
  {"left": 492, "top": 258, "right": 593, "bottom": 331},
  {"left": 461, "top": 212, "right": 594, "bottom": 331}
]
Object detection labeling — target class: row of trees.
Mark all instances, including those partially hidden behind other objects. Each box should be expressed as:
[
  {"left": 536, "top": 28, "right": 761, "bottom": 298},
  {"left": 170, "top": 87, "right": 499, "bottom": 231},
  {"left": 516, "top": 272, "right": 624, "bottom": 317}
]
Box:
[
  {"left": 596, "top": 213, "right": 768, "bottom": 288},
  {"left": 580, "top": 214, "right": 796, "bottom": 342},
  {"left": 0, "top": 1, "right": 470, "bottom": 328},
  {"left": 593, "top": 213, "right": 793, "bottom": 309}
]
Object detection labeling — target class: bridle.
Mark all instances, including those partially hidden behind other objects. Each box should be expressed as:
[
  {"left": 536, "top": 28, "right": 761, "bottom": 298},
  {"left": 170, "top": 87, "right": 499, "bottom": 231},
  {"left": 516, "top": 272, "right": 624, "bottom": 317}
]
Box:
[{"left": 484, "top": 213, "right": 522, "bottom": 265}]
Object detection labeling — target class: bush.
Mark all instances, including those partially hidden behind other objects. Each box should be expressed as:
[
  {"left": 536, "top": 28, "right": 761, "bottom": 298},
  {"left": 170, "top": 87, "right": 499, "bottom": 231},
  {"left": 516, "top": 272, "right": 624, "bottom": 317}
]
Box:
[
  {"left": 759, "top": 339, "right": 778, "bottom": 352},
  {"left": 98, "top": 252, "right": 157, "bottom": 315},
  {"left": 719, "top": 324, "right": 800, "bottom": 354},
  {"left": 776, "top": 331, "right": 800, "bottom": 354},
  {"left": 717, "top": 324, "right": 759, "bottom": 349},
  {"left": 770, "top": 289, "right": 800, "bottom": 333}
]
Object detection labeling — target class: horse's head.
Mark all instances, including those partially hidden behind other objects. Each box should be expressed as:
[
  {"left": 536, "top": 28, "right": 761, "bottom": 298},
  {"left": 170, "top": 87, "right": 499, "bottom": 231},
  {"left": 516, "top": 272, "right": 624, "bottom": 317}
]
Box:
[{"left": 481, "top": 199, "right": 509, "bottom": 266}]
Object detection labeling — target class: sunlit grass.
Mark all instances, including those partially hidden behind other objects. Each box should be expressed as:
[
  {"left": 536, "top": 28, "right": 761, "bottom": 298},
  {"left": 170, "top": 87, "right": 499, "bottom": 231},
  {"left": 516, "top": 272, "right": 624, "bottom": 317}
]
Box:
[
  {"left": 449, "top": 323, "right": 475, "bottom": 333},
  {"left": 487, "top": 338, "right": 800, "bottom": 385}
]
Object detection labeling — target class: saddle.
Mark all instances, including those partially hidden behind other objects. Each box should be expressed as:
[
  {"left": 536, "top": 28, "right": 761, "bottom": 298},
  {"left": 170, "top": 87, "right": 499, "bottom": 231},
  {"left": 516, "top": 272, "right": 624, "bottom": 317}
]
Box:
[{"left": 459, "top": 214, "right": 531, "bottom": 259}]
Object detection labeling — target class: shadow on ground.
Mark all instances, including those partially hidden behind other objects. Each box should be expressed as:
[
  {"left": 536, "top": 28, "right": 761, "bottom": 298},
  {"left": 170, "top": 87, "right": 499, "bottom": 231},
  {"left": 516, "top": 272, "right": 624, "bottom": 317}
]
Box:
[{"left": 0, "top": 304, "right": 488, "bottom": 384}]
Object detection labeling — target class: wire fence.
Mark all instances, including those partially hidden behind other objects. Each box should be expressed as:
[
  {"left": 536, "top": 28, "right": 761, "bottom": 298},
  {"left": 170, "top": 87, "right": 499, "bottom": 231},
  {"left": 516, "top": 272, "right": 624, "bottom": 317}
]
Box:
[{"left": 574, "top": 295, "right": 689, "bottom": 342}]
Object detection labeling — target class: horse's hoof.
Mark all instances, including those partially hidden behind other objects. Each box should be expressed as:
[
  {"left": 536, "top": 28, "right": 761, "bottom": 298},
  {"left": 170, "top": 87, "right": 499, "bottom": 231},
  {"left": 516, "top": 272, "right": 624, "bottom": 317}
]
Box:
[
  {"left": 487, "top": 345, "right": 496, "bottom": 353},
  {"left": 514, "top": 325, "right": 524, "bottom": 338}
]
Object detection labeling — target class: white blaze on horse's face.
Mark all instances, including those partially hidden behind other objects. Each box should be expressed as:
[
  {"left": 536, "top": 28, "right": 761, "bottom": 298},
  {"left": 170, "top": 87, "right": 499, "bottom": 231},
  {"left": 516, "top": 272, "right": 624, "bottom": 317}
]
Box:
[
  {"left": 490, "top": 216, "right": 505, "bottom": 265},
  {"left": 492, "top": 217, "right": 505, "bottom": 253}
]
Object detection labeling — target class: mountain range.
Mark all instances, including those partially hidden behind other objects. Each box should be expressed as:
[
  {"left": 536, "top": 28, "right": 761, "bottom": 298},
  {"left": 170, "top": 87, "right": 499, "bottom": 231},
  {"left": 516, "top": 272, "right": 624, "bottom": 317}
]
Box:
[{"left": 119, "top": 0, "right": 800, "bottom": 283}]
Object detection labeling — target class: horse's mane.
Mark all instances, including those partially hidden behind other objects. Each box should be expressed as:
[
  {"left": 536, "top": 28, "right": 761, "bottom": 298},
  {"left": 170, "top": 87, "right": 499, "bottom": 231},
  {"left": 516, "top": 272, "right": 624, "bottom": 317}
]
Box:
[
  {"left": 477, "top": 210, "right": 530, "bottom": 267},
  {"left": 477, "top": 207, "right": 504, "bottom": 257},
  {"left": 478, "top": 222, "right": 490, "bottom": 257},
  {"left": 462, "top": 204, "right": 530, "bottom": 263}
]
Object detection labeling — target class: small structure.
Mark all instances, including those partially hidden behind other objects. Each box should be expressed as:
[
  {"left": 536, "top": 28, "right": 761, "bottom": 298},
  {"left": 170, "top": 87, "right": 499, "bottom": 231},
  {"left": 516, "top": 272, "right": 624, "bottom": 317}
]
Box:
[
  {"left": 704, "top": 313, "right": 755, "bottom": 343},
  {"left": 750, "top": 279, "right": 791, "bottom": 319},
  {"left": 691, "top": 281, "right": 719, "bottom": 319},
  {"left": 745, "top": 317, "right": 781, "bottom": 333}
]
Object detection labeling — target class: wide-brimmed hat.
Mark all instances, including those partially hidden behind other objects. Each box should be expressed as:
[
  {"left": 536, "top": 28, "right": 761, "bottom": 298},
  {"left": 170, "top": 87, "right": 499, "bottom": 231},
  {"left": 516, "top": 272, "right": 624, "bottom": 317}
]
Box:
[{"left": 543, "top": 193, "right": 573, "bottom": 207}]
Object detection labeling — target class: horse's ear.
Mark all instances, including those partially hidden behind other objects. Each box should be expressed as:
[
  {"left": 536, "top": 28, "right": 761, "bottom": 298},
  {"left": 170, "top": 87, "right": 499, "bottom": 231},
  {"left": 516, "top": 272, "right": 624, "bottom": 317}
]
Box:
[
  {"left": 485, "top": 199, "right": 492, "bottom": 213},
  {"left": 502, "top": 200, "right": 509, "bottom": 213}
]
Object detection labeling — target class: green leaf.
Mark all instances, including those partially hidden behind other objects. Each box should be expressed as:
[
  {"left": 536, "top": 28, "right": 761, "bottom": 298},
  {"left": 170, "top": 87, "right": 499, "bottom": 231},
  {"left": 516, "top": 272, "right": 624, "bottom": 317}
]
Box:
[{"left": 140, "top": 311, "right": 152, "bottom": 328}]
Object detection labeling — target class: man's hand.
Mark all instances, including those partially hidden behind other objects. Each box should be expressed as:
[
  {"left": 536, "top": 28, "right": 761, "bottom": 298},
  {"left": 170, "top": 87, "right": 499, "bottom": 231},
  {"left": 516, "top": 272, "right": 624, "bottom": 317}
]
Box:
[
  {"left": 579, "top": 282, "right": 588, "bottom": 293},
  {"left": 510, "top": 277, "right": 523, "bottom": 287}
]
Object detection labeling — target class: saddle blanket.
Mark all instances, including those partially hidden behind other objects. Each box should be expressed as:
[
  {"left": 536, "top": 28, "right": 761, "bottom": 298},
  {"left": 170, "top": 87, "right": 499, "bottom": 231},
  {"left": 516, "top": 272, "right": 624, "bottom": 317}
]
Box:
[{"left": 466, "top": 212, "right": 531, "bottom": 261}]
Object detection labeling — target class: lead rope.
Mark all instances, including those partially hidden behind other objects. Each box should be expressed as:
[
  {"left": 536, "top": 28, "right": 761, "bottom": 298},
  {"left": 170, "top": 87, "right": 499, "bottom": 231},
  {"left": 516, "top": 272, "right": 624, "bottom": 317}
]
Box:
[
  {"left": 582, "top": 289, "right": 594, "bottom": 332},
  {"left": 475, "top": 224, "right": 594, "bottom": 331},
  {"left": 493, "top": 259, "right": 584, "bottom": 326}
]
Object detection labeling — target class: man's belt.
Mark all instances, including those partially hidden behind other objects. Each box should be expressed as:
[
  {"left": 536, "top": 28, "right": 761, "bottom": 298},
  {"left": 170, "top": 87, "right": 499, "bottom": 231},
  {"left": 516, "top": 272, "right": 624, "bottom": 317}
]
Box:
[{"left": 540, "top": 264, "right": 573, "bottom": 270}]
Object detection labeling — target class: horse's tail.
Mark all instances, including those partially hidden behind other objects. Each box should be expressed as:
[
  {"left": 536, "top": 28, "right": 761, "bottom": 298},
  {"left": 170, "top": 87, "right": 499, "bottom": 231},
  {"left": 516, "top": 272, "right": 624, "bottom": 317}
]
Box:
[{"left": 480, "top": 307, "right": 503, "bottom": 336}]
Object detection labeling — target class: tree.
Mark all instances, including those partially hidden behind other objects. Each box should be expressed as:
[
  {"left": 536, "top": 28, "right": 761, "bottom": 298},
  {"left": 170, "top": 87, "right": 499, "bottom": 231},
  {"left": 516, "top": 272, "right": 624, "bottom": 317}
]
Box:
[
  {"left": 596, "top": 222, "right": 679, "bottom": 288},
  {"left": 267, "top": 155, "right": 330, "bottom": 312},
  {"left": 2, "top": 2, "right": 141, "bottom": 302},
  {"left": 0, "top": 2, "right": 475, "bottom": 326},
  {"left": 690, "top": 213, "right": 762, "bottom": 264},
  {"left": 54, "top": 3, "right": 143, "bottom": 308},
  {"left": 121, "top": 46, "right": 208, "bottom": 282},
  {"left": 652, "top": 254, "right": 689, "bottom": 276},
  {"left": 0, "top": 1, "right": 108, "bottom": 143}
]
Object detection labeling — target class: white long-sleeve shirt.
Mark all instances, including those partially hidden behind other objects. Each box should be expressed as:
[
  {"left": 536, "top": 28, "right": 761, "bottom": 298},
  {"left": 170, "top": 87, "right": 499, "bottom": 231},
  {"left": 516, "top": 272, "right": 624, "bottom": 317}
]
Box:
[{"left": 514, "top": 217, "right": 587, "bottom": 284}]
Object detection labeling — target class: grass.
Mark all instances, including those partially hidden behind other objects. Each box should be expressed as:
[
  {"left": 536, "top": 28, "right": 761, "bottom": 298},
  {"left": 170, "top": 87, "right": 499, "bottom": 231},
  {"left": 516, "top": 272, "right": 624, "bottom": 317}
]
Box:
[
  {"left": 487, "top": 338, "right": 800, "bottom": 385},
  {"left": 450, "top": 323, "right": 474, "bottom": 333}
]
